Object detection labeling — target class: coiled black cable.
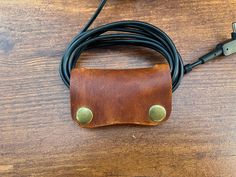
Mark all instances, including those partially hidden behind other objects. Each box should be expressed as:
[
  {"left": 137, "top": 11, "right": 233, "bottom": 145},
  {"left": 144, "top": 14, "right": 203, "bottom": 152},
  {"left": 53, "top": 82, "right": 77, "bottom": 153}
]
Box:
[{"left": 60, "top": 0, "right": 229, "bottom": 92}]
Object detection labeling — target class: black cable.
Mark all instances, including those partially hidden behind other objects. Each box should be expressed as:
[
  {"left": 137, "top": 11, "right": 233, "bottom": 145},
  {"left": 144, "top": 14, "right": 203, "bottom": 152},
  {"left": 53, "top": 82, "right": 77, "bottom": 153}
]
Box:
[{"left": 60, "top": 0, "right": 236, "bottom": 92}]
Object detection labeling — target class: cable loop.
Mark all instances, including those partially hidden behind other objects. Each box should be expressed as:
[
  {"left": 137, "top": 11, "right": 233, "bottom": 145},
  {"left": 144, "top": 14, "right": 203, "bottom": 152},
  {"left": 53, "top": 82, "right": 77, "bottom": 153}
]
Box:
[{"left": 60, "top": 1, "right": 185, "bottom": 92}]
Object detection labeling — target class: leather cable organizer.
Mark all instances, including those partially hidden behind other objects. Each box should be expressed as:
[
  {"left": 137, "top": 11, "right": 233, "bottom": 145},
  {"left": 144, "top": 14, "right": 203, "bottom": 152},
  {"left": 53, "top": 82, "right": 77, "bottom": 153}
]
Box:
[
  {"left": 70, "top": 65, "right": 172, "bottom": 128},
  {"left": 59, "top": 0, "right": 236, "bottom": 128}
]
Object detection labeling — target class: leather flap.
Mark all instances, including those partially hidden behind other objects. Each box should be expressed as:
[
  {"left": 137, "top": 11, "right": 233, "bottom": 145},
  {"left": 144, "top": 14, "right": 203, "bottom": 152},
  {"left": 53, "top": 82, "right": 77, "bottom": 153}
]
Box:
[{"left": 70, "top": 64, "right": 172, "bottom": 128}]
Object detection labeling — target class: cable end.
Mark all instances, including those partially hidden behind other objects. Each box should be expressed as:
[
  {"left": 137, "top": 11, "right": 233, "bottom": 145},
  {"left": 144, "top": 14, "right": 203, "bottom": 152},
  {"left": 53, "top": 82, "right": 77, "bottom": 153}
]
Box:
[
  {"left": 232, "top": 22, "right": 236, "bottom": 33},
  {"left": 185, "top": 22, "right": 236, "bottom": 74},
  {"left": 221, "top": 22, "right": 236, "bottom": 56}
]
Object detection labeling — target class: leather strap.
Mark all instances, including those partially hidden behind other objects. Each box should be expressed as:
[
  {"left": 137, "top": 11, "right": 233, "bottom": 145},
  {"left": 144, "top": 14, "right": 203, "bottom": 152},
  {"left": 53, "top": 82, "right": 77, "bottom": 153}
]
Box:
[{"left": 70, "top": 64, "right": 172, "bottom": 128}]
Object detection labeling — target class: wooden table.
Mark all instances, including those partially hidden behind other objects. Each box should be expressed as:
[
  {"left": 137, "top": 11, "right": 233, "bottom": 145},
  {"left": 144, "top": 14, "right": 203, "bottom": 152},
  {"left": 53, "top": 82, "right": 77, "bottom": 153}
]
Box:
[{"left": 1, "top": 0, "right": 236, "bottom": 176}]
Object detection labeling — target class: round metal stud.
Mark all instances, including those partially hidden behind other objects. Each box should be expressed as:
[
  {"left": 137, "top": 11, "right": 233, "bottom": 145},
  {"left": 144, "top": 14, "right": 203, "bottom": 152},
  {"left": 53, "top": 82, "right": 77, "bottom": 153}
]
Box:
[
  {"left": 76, "top": 107, "right": 93, "bottom": 125},
  {"left": 149, "top": 105, "right": 166, "bottom": 122}
]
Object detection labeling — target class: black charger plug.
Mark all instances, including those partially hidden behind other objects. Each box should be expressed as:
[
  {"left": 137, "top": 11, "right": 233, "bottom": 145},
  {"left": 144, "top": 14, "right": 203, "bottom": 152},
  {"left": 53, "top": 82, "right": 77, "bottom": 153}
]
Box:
[{"left": 185, "top": 23, "right": 236, "bottom": 73}]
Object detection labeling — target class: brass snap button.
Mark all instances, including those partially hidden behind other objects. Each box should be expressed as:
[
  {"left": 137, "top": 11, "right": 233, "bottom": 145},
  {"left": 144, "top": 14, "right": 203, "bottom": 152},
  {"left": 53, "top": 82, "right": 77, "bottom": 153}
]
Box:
[
  {"left": 149, "top": 105, "right": 166, "bottom": 122},
  {"left": 76, "top": 107, "right": 93, "bottom": 124}
]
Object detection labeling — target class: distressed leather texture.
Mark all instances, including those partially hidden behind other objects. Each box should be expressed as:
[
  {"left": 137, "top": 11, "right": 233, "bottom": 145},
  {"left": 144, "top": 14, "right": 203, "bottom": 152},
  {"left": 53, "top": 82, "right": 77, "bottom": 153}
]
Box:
[{"left": 70, "top": 64, "right": 172, "bottom": 128}]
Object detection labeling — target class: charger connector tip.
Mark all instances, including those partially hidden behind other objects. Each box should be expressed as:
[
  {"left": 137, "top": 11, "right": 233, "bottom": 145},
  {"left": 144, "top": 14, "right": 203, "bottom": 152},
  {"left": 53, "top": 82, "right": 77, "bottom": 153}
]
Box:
[{"left": 232, "top": 22, "right": 236, "bottom": 32}]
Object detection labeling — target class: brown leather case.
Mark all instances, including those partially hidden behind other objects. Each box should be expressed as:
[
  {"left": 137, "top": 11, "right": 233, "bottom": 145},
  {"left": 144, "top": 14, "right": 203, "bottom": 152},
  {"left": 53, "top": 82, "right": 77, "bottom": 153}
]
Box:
[{"left": 70, "top": 64, "right": 172, "bottom": 128}]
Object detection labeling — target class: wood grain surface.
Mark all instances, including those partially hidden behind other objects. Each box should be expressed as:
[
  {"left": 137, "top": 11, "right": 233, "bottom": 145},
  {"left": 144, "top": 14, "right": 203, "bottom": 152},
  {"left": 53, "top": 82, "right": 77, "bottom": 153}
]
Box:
[{"left": 0, "top": 0, "right": 236, "bottom": 176}]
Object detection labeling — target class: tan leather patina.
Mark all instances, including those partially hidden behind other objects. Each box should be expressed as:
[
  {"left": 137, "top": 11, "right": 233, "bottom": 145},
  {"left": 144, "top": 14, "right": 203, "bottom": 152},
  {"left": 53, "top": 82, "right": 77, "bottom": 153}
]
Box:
[{"left": 70, "top": 64, "right": 172, "bottom": 128}]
